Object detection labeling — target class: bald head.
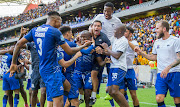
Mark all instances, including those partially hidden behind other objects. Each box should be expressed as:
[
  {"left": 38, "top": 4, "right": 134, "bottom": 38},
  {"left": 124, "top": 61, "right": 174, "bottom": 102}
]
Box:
[
  {"left": 114, "top": 24, "right": 126, "bottom": 38},
  {"left": 80, "top": 30, "right": 92, "bottom": 44}
]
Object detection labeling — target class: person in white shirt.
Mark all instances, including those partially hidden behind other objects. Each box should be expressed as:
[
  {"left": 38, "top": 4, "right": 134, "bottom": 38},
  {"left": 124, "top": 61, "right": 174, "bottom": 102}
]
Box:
[
  {"left": 93, "top": 2, "right": 122, "bottom": 44},
  {"left": 120, "top": 26, "right": 140, "bottom": 107},
  {"left": 134, "top": 20, "right": 180, "bottom": 107},
  {"left": 101, "top": 24, "right": 129, "bottom": 107}
]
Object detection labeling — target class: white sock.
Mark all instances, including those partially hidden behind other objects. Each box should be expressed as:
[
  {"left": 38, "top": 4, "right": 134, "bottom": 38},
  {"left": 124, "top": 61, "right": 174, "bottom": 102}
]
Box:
[
  {"left": 79, "top": 94, "right": 84, "bottom": 100},
  {"left": 91, "top": 91, "right": 96, "bottom": 98}
]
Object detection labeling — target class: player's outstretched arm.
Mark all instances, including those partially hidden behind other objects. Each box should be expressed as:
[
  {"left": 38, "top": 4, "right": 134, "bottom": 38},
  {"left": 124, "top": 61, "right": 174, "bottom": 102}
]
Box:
[
  {"left": 161, "top": 52, "right": 180, "bottom": 78},
  {"left": 134, "top": 46, "right": 157, "bottom": 61},
  {"left": 7, "top": 38, "right": 29, "bottom": 76},
  {"left": 0, "top": 47, "right": 14, "bottom": 55},
  {"left": 60, "top": 40, "right": 92, "bottom": 55},
  {"left": 58, "top": 51, "right": 82, "bottom": 68}
]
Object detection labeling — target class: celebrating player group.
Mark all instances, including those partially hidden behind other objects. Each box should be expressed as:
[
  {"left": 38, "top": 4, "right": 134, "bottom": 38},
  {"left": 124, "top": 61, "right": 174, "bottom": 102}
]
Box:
[{"left": 1, "top": 1, "right": 180, "bottom": 107}]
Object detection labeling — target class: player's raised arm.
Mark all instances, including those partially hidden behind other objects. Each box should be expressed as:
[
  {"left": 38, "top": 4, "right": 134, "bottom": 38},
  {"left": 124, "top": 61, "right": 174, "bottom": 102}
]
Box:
[
  {"left": 60, "top": 40, "right": 92, "bottom": 55},
  {"left": 134, "top": 46, "right": 157, "bottom": 61},
  {"left": 7, "top": 38, "right": 29, "bottom": 76},
  {"left": 58, "top": 51, "right": 82, "bottom": 68}
]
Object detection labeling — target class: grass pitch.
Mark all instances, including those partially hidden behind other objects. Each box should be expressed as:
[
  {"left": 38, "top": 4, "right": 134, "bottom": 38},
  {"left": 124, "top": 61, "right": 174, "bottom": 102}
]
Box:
[{"left": 0, "top": 80, "right": 175, "bottom": 107}]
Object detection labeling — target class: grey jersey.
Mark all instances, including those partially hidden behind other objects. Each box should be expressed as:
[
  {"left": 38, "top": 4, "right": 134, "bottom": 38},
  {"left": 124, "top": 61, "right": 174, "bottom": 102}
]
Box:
[{"left": 26, "top": 42, "right": 39, "bottom": 72}]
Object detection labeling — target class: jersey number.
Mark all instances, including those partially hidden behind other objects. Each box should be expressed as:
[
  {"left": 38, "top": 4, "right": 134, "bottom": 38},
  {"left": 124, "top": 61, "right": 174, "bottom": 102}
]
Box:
[{"left": 37, "top": 38, "right": 42, "bottom": 56}]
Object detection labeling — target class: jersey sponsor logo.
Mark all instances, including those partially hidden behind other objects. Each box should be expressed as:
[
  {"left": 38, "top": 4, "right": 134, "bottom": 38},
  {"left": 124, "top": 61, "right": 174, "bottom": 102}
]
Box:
[
  {"left": 36, "top": 27, "right": 49, "bottom": 32},
  {"left": 35, "top": 32, "right": 45, "bottom": 37}
]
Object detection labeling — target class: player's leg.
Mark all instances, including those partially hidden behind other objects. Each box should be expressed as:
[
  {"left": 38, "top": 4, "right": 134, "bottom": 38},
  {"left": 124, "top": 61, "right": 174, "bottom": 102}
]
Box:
[
  {"left": 91, "top": 70, "right": 99, "bottom": 98},
  {"left": 53, "top": 95, "right": 64, "bottom": 107},
  {"left": 97, "top": 68, "right": 103, "bottom": 99},
  {"left": 31, "top": 90, "right": 38, "bottom": 107},
  {"left": 8, "top": 90, "right": 13, "bottom": 107},
  {"left": 40, "top": 78, "right": 46, "bottom": 107},
  {"left": 129, "top": 90, "right": 139, "bottom": 107},
  {"left": 109, "top": 85, "right": 129, "bottom": 107},
  {"left": 19, "top": 79, "right": 28, "bottom": 106},
  {"left": 28, "top": 88, "right": 32, "bottom": 107},
  {"left": 79, "top": 88, "right": 84, "bottom": 104},
  {"left": 63, "top": 79, "right": 71, "bottom": 107},
  {"left": 85, "top": 89, "right": 92, "bottom": 107},
  {"left": 3, "top": 90, "right": 9, "bottom": 107},
  {"left": 40, "top": 87, "right": 46, "bottom": 107},
  {"left": 13, "top": 89, "right": 20, "bottom": 107},
  {"left": 174, "top": 97, "right": 180, "bottom": 107},
  {"left": 169, "top": 72, "right": 180, "bottom": 107},
  {"left": 155, "top": 73, "right": 167, "bottom": 107},
  {"left": 126, "top": 69, "right": 139, "bottom": 106},
  {"left": 108, "top": 68, "right": 129, "bottom": 107},
  {"left": 47, "top": 101, "right": 53, "bottom": 107}
]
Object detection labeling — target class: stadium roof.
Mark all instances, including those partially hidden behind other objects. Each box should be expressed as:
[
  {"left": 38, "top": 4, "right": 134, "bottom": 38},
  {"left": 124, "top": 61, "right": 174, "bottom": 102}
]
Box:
[{"left": 0, "top": 0, "right": 28, "bottom": 5}]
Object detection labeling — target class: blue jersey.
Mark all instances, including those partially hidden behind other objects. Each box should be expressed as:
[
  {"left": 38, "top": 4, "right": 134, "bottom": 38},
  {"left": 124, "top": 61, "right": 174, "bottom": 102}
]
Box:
[
  {"left": 75, "top": 52, "right": 95, "bottom": 73},
  {"left": 58, "top": 39, "right": 77, "bottom": 73},
  {"left": 24, "top": 24, "right": 66, "bottom": 74},
  {"left": 1, "top": 53, "right": 12, "bottom": 74}
]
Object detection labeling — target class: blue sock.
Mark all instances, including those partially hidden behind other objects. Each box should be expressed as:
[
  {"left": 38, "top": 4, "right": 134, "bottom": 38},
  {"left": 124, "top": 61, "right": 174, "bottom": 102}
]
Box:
[
  {"left": 158, "top": 101, "right": 166, "bottom": 107},
  {"left": 37, "top": 102, "right": 40, "bottom": 107},
  {"left": 3, "top": 95, "right": 8, "bottom": 107},
  {"left": 63, "top": 91, "right": 69, "bottom": 106},
  {"left": 14, "top": 94, "right": 19, "bottom": 107},
  {"left": 109, "top": 99, "right": 115, "bottom": 107},
  {"left": 124, "top": 92, "right": 129, "bottom": 101},
  {"left": 30, "top": 104, "right": 31, "bottom": 107}
]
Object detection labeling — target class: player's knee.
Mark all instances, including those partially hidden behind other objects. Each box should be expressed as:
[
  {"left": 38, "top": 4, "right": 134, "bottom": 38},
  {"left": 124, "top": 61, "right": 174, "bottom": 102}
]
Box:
[
  {"left": 174, "top": 97, "right": 180, "bottom": 104},
  {"left": 91, "top": 71, "right": 98, "bottom": 77},
  {"left": 156, "top": 95, "right": 164, "bottom": 102},
  {"left": 131, "top": 92, "right": 137, "bottom": 99},
  {"left": 71, "top": 99, "right": 79, "bottom": 106},
  {"left": 109, "top": 89, "right": 118, "bottom": 97}
]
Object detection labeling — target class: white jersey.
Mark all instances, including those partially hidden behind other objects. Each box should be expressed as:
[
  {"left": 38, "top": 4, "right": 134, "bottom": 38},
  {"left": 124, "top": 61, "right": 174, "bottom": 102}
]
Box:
[
  {"left": 93, "top": 14, "right": 122, "bottom": 43},
  {"left": 110, "top": 36, "right": 128, "bottom": 71},
  {"left": 126, "top": 40, "right": 139, "bottom": 69},
  {"left": 152, "top": 36, "right": 180, "bottom": 73}
]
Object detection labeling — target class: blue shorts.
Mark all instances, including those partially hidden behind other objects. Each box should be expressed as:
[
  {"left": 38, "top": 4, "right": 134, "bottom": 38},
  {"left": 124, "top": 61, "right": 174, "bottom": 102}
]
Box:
[
  {"left": 120, "top": 69, "right": 137, "bottom": 90},
  {"left": 41, "top": 71, "right": 64, "bottom": 101},
  {"left": 26, "top": 79, "right": 31, "bottom": 90},
  {"left": 74, "top": 71, "right": 92, "bottom": 90},
  {"left": 107, "top": 68, "right": 126, "bottom": 87},
  {"left": 64, "top": 72, "right": 79, "bottom": 99},
  {"left": 3, "top": 73, "right": 20, "bottom": 91},
  {"left": 155, "top": 72, "right": 180, "bottom": 97}
]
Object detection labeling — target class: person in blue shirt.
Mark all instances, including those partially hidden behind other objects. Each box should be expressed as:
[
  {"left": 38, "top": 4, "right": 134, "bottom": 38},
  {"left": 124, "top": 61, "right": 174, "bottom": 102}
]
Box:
[
  {"left": 1, "top": 46, "right": 20, "bottom": 107},
  {"left": 8, "top": 11, "right": 92, "bottom": 107},
  {"left": 59, "top": 26, "right": 80, "bottom": 107},
  {"left": 74, "top": 30, "right": 107, "bottom": 107}
]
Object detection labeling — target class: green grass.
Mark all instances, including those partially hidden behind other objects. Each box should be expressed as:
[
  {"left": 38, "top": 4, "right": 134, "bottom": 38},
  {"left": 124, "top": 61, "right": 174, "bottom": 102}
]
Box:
[{"left": 0, "top": 80, "right": 175, "bottom": 107}]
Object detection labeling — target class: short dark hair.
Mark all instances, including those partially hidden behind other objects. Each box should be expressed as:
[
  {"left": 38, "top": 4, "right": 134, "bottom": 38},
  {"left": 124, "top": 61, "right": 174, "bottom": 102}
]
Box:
[
  {"left": 48, "top": 11, "right": 61, "bottom": 17},
  {"left": 104, "top": 2, "right": 114, "bottom": 10},
  {"left": 59, "top": 26, "right": 72, "bottom": 35},
  {"left": 158, "top": 20, "right": 169, "bottom": 32},
  {"left": 92, "top": 20, "right": 102, "bottom": 26},
  {"left": 126, "top": 26, "right": 134, "bottom": 34}
]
